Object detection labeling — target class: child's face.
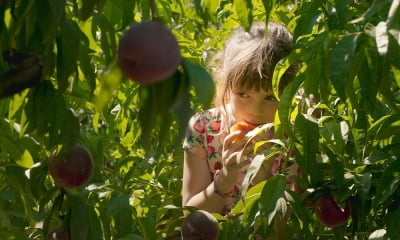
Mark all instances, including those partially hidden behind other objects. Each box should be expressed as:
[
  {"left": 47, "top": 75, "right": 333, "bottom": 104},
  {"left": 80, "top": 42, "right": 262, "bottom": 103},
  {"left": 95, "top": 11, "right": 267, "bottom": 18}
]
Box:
[{"left": 230, "top": 87, "right": 278, "bottom": 126}]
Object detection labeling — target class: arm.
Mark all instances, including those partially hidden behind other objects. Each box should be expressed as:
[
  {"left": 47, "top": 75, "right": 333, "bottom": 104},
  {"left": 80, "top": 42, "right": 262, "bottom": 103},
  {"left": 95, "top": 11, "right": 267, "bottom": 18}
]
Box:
[
  {"left": 182, "top": 150, "right": 232, "bottom": 214},
  {"left": 182, "top": 131, "right": 250, "bottom": 215}
]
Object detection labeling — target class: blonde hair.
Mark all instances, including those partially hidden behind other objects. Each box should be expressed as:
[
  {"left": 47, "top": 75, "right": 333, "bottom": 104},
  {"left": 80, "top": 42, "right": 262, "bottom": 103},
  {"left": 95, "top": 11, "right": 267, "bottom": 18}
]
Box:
[{"left": 212, "top": 21, "right": 296, "bottom": 108}]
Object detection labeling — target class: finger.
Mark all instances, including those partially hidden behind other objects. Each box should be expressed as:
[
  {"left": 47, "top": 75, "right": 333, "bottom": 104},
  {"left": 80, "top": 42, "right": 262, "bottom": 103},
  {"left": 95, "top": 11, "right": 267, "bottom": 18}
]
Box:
[
  {"left": 225, "top": 152, "right": 251, "bottom": 169},
  {"left": 223, "top": 131, "right": 247, "bottom": 151},
  {"left": 238, "top": 157, "right": 252, "bottom": 171}
]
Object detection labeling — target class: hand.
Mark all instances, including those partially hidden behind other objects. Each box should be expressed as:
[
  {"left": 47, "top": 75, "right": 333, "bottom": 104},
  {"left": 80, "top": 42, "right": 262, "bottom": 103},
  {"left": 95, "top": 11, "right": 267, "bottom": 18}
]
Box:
[{"left": 215, "top": 131, "right": 252, "bottom": 193}]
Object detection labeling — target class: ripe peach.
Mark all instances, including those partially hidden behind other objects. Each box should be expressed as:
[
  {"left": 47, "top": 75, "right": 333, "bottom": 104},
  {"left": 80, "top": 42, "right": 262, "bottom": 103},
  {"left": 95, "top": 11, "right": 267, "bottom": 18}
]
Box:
[
  {"left": 117, "top": 20, "right": 181, "bottom": 84},
  {"left": 315, "top": 193, "right": 350, "bottom": 228},
  {"left": 48, "top": 144, "right": 94, "bottom": 189},
  {"left": 181, "top": 210, "right": 219, "bottom": 240},
  {"left": 230, "top": 122, "right": 257, "bottom": 143}
]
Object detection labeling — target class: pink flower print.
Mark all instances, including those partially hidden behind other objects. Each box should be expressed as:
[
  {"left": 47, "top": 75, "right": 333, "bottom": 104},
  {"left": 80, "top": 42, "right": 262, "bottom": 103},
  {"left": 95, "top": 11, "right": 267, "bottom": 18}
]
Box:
[
  {"left": 207, "top": 145, "right": 217, "bottom": 158},
  {"left": 297, "top": 167, "right": 302, "bottom": 175},
  {"left": 289, "top": 150, "right": 295, "bottom": 158},
  {"left": 209, "top": 120, "right": 221, "bottom": 133},
  {"left": 207, "top": 135, "right": 214, "bottom": 143},
  {"left": 193, "top": 120, "right": 206, "bottom": 134},
  {"left": 214, "top": 161, "right": 222, "bottom": 170}
]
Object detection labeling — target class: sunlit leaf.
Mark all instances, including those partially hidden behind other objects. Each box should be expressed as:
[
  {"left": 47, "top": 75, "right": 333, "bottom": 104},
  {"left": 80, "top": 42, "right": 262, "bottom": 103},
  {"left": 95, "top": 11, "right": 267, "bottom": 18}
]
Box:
[
  {"left": 376, "top": 21, "right": 389, "bottom": 56},
  {"left": 93, "top": 64, "right": 123, "bottom": 110},
  {"left": 259, "top": 175, "right": 287, "bottom": 225},
  {"left": 234, "top": 0, "right": 253, "bottom": 31},
  {"left": 15, "top": 150, "right": 33, "bottom": 168},
  {"left": 203, "top": 0, "right": 221, "bottom": 22}
]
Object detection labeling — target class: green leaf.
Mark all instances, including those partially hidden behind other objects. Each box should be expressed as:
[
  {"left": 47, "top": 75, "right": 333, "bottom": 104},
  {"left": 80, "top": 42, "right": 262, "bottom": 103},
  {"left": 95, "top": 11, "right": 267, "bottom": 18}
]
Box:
[
  {"left": 276, "top": 74, "right": 303, "bottom": 139},
  {"left": 37, "top": 0, "right": 65, "bottom": 44},
  {"left": 107, "top": 194, "right": 134, "bottom": 237},
  {"left": 294, "top": 114, "right": 322, "bottom": 186},
  {"left": 374, "top": 159, "right": 400, "bottom": 206},
  {"left": 119, "top": 0, "right": 136, "bottom": 30},
  {"left": 293, "top": 1, "right": 321, "bottom": 39},
  {"left": 234, "top": 0, "right": 253, "bottom": 31},
  {"left": 70, "top": 194, "right": 90, "bottom": 240},
  {"left": 87, "top": 206, "right": 103, "bottom": 240},
  {"left": 354, "top": 172, "right": 372, "bottom": 200},
  {"left": 385, "top": 206, "right": 400, "bottom": 239},
  {"left": 261, "top": 0, "right": 274, "bottom": 25},
  {"left": 182, "top": 58, "right": 215, "bottom": 108},
  {"left": 232, "top": 181, "right": 264, "bottom": 227},
  {"left": 79, "top": 0, "right": 100, "bottom": 21},
  {"left": 93, "top": 14, "right": 117, "bottom": 65},
  {"left": 170, "top": 73, "right": 193, "bottom": 144},
  {"left": 93, "top": 64, "right": 123, "bottom": 110},
  {"left": 376, "top": 21, "right": 389, "bottom": 56},
  {"left": 272, "top": 57, "right": 292, "bottom": 101},
  {"left": 285, "top": 190, "right": 314, "bottom": 236},
  {"left": 15, "top": 150, "right": 33, "bottom": 168},
  {"left": 330, "top": 34, "right": 358, "bottom": 101},
  {"left": 8, "top": 91, "right": 28, "bottom": 119},
  {"left": 57, "top": 19, "right": 80, "bottom": 92},
  {"left": 78, "top": 32, "right": 96, "bottom": 93},
  {"left": 203, "top": 0, "right": 221, "bottom": 23},
  {"left": 334, "top": 0, "right": 350, "bottom": 27},
  {"left": 241, "top": 148, "right": 281, "bottom": 198},
  {"left": 27, "top": 162, "right": 48, "bottom": 200},
  {"left": 259, "top": 175, "right": 287, "bottom": 225},
  {"left": 368, "top": 114, "right": 400, "bottom": 142},
  {"left": 349, "top": 0, "right": 390, "bottom": 24},
  {"left": 4, "top": 166, "right": 32, "bottom": 223},
  {"left": 388, "top": 31, "right": 400, "bottom": 69},
  {"left": 387, "top": 0, "right": 400, "bottom": 29}
]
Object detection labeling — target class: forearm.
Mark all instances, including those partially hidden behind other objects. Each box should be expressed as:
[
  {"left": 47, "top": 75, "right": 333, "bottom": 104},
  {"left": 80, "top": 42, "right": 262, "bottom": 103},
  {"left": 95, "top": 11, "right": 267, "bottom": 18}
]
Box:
[{"left": 183, "top": 180, "right": 233, "bottom": 215}]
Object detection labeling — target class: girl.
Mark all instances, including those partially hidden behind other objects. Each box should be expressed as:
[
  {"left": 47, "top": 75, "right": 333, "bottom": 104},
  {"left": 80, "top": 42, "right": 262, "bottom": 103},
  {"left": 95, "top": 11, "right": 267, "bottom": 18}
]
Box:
[{"left": 182, "top": 21, "right": 297, "bottom": 216}]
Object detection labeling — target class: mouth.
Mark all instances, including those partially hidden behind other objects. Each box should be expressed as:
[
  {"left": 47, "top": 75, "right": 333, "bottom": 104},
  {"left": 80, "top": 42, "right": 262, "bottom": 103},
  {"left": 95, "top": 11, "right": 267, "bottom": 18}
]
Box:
[{"left": 244, "top": 120, "right": 262, "bottom": 127}]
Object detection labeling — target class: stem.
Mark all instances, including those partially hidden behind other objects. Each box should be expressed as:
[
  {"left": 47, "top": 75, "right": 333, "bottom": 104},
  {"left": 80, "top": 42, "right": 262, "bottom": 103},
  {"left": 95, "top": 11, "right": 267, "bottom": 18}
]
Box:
[{"left": 149, "top": 0, "right": 156, "bottom": 20}]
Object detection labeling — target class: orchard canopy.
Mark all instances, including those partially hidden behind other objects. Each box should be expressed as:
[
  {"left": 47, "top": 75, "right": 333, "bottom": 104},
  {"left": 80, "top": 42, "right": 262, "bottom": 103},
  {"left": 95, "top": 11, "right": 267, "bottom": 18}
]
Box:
[{"left": 0, "top": 0, "right": 400, "bottom": 239}]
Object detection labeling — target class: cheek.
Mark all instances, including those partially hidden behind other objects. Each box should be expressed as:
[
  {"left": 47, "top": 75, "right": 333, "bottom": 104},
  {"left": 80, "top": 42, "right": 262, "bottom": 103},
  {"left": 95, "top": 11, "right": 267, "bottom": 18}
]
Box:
[
  {"left": 231, "top": 103, "right": 244, "bottom": 119},
  {"left": 269, "top": 103, "right": 279, "bottom": 113},
  {"left": 261, "top": 103, "right": 279, "bottom": 120}
]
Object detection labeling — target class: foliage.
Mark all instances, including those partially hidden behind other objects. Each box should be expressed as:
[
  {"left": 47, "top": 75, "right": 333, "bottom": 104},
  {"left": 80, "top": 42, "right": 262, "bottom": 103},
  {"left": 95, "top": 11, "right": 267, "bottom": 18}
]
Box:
[{"left": 0, "top": 0, "right": 399, "bottom": 239}]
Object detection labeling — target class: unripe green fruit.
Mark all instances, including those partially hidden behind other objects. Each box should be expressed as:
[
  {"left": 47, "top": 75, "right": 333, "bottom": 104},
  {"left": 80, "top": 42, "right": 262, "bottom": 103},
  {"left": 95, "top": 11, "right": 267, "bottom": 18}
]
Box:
[
  {"left": 181, "top": 210, "right": 219, "bottom": 240},
  {"left": 117, "top": 20, "right": 181, "bottom": 85},
  {"left": 48, "top": 144, "right": 94, "bottom": 189}
]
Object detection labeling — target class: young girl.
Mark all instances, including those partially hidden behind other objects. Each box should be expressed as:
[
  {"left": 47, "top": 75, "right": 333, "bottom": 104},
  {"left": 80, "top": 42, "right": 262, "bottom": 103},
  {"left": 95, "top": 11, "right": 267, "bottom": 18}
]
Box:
[{"left": 182, "top": 21, "right": 297, "bottom": 216}]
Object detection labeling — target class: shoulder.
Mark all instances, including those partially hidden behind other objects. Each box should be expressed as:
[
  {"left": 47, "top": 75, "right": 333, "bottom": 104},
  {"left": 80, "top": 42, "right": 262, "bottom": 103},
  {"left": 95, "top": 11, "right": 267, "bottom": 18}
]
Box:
[{"left": 188, "top": 107, "right": 225, "bottom": 134}]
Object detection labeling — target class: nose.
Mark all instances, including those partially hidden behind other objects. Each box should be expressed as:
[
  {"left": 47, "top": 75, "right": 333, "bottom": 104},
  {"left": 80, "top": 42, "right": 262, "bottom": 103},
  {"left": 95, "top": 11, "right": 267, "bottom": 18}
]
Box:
[{"left": 248, "top": 101, "right": 268, "bottom": 123}]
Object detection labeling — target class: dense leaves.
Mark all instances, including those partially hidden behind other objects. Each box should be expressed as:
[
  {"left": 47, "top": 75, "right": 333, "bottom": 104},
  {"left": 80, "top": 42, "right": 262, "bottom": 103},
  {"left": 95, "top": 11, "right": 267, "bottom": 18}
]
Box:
[{"left": 0, "top": 0, "right": 399, "bottom": 239}]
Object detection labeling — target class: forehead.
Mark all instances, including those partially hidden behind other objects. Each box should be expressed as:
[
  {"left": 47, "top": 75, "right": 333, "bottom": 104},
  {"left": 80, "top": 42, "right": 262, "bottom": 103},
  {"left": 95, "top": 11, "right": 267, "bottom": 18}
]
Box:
[
  {"left": 230, "top": 76, "right": 272, "bottom": 93},
  {"left": 231, "top": 86, "right": 274, "bottom": 95}
]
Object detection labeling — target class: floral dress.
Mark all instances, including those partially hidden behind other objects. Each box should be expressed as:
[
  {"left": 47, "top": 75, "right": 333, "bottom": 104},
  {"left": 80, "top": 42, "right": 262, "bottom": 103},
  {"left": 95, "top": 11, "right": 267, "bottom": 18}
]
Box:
[
  {"left": 183, "top": 107, "right": 279, "bottom": 212},
  {"left": 183, "top": 107, "right": 299, "bottom": 214},
  {"left": 183, "top": 107, "right": 228, "bottom": 174}
]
